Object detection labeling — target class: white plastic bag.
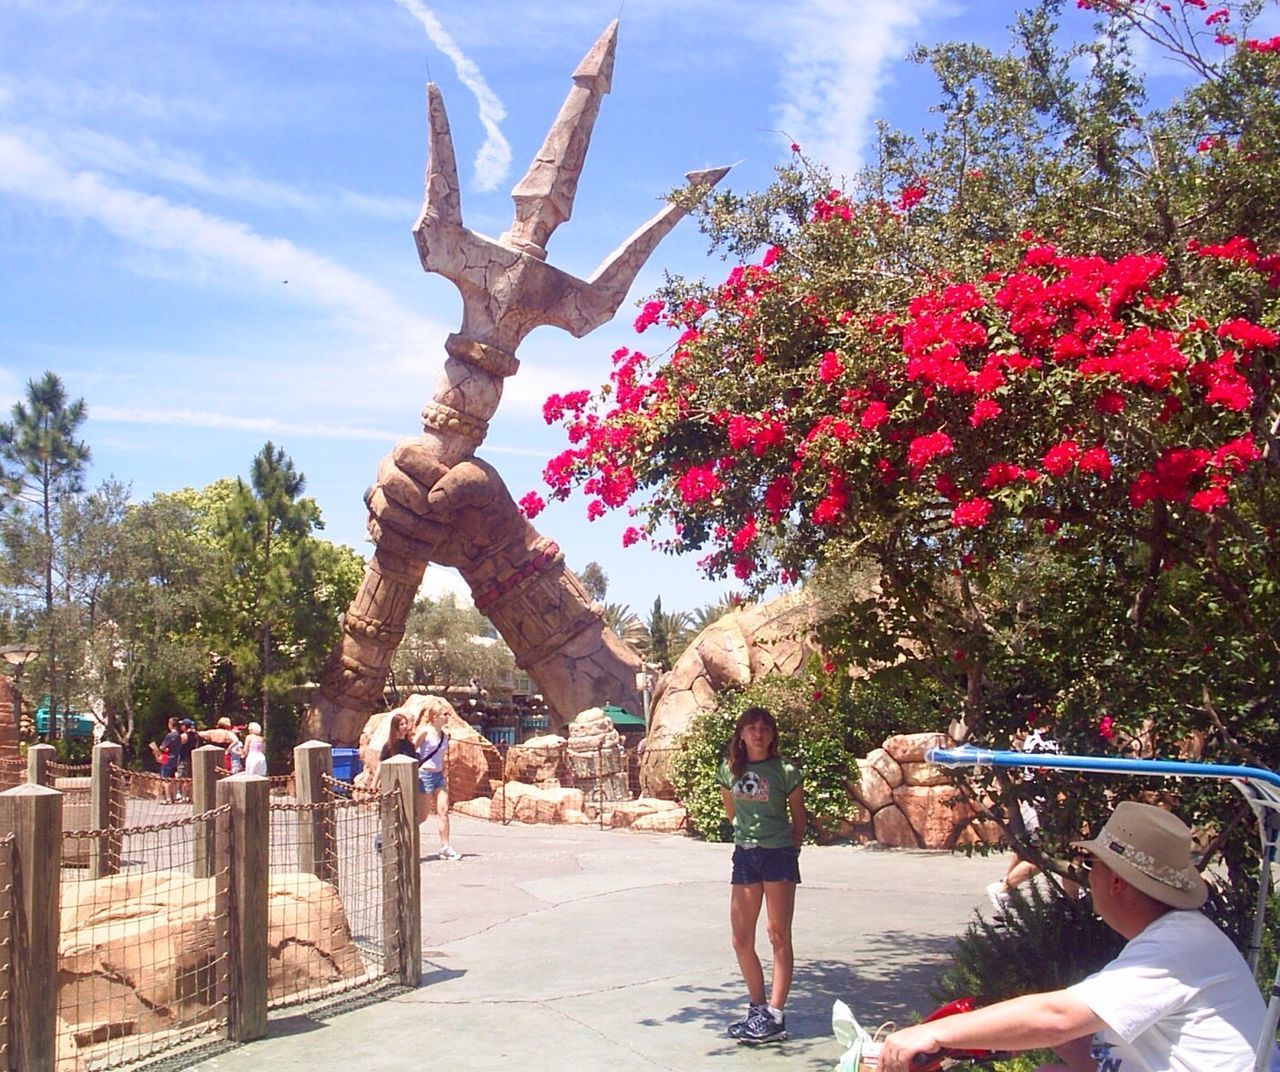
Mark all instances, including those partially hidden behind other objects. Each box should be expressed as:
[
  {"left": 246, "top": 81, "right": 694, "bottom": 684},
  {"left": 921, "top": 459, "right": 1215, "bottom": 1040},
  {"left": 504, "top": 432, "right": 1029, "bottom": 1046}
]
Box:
[{"left": 832, "top": 999, "right": 871, "bottom": 1072}]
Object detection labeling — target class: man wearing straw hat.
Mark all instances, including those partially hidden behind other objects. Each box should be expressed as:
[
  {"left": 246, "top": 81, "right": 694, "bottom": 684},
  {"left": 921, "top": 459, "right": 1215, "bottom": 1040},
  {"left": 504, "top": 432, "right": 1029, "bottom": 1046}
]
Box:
[{"left": 880, "top": 801, "right": 1272, "bottom": 1071}]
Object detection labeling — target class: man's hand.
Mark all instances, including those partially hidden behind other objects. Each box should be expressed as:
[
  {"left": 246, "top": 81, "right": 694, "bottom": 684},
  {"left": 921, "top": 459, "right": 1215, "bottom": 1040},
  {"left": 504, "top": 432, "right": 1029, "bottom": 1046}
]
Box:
[{"left": 879, "top": 1023, "right": 947, "bottom": 1072}]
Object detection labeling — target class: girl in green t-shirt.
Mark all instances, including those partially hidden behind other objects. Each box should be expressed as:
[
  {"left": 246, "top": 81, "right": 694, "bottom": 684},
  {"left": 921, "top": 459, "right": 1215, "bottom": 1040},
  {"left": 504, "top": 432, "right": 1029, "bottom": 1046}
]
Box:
[{"left": 716, "top": 706, "right": 806, "bottom": 1046}]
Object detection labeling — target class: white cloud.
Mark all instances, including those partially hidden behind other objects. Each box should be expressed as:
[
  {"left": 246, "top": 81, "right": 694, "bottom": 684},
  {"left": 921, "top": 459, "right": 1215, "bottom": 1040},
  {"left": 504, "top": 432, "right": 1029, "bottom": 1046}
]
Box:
[
  {"left": 93, "top": 404, "right": 396, "bottom": 442},
  {"left": 770, "top": 0, "right": 941, "bottom": 184},
  {"left": 37, "top": 125, "right": 417, "bottom": 221},
  {"left": 0, "top": 130, "right": 436, "bottom": 343},
  {"left": 390, "top": 0, "right": 512, "bottom": 193}
]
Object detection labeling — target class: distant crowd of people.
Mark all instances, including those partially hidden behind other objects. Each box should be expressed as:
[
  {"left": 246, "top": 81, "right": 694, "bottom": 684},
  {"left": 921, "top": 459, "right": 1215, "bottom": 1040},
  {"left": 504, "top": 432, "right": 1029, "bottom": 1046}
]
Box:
[{"left": 148, "top": 714, "right": 266, "bottom": 802}]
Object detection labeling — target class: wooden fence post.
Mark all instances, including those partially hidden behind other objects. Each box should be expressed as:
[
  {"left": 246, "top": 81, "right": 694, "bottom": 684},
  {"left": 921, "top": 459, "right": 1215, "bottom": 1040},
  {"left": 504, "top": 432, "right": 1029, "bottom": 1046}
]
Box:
[
  {"left": 294, "top": 741, "right": 335, "bottom": 884},
  {"left": 192, "top": 745, "right": 223, "bottom": 879},
  {"left": 379, "top": 755, "right": 420, "bottom": 986},
  {"left": 0, "top": 784, "right": 60, "bottom": 1072},
  {"left": 90, "top": 741, "right": 123, "bottom": 879},
  {"left": 25, "top": 743, "right": 52, "bottom": 788},
  {"left": 217, "top": 773, "right": 268, "bottom": 1042}
]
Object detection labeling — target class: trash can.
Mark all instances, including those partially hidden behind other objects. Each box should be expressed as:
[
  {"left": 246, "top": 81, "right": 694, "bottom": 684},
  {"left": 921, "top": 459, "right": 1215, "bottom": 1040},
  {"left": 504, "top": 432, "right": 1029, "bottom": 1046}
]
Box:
[{"left": 332, "top": 747, "right": 362, "bottom": 790}]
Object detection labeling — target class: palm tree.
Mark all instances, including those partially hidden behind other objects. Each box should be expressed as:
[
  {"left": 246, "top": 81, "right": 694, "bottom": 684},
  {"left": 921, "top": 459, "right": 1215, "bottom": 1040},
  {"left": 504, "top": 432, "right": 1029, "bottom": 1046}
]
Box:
[
  {"left": 602, "top": 602, "right": 648, "bottom": 649},
  {"left": 690, "top": 597, "right": 741, "bottom": 635}
]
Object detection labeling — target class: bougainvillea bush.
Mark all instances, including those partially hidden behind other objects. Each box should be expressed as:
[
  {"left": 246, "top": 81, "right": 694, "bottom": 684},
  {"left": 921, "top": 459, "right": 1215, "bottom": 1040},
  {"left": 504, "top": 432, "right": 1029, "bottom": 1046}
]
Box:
[{"left": 534, "top": 0, "right": 1280, "bottom": 889}]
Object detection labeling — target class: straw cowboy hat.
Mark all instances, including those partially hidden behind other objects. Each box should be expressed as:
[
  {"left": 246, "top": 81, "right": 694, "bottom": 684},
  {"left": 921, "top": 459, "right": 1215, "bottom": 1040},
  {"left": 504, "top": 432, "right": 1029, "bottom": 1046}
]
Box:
[{"left": 1072, "top": 801, "right": 1208, "bottom": 910}]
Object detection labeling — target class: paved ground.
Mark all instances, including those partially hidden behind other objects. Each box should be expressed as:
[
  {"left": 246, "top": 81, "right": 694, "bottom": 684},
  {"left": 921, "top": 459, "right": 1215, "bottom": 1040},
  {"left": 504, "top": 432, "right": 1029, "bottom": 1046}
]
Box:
[{"left": 188, "top": 814, "right": 1007, "bottom": 1072}]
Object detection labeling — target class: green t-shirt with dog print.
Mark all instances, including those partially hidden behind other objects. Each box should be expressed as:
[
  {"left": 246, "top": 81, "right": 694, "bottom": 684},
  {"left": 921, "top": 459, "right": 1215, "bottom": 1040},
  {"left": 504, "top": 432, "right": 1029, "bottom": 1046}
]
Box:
[{"left": 717, "top": 756, "right": 802, "bottom": 849}]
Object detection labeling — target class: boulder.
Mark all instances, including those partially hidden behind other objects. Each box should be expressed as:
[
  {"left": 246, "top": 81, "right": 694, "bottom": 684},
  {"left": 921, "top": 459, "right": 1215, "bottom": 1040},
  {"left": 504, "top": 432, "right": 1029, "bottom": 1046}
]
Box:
[
  {"left": 851, "top": 760, "right": 895, "bottom": 811},
  {"left": 872, "top": 803, "right": 919, "bottom": 848},
  {"left": 609, "top": 798, "right": 685, "bottom": 830},
  {"left": 893, "top": 785, "right": 973, "bottom": 850},
  {"left": 866, "top": 747, "right": 903, "bottom": 788},
  {"left": 58, "top": 869, "right": 369, "bottom": 1058},
  {"left": 491, "top": 781, "right": 586, "bottom": 824},
  {"left": 899, "top": 760, "right": 950, "bottom": 788},
  {"left": 504, "top": 734, "right": 567, "bottom": 787},
  {"left": 566, "top": 710, "right": 629, "bottom": 811},
  {"left": 883, "top": 732, "right": 950, "bottom": 765}
]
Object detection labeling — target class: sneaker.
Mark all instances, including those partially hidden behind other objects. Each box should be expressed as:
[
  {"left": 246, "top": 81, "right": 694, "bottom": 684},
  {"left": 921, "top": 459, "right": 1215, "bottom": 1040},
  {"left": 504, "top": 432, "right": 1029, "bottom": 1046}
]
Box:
[
  {"left": 439, "top": 845, "right": 462, "bottom": 861},
  {"left": 986, "top": 881, "right": 1010, "bottom": 913},
  {"left": 737, "top": 1007, "right": 786, "bottom": 1045},
  {"left": 727, "top": 1003, "right": 765, "bottom": 1039}
]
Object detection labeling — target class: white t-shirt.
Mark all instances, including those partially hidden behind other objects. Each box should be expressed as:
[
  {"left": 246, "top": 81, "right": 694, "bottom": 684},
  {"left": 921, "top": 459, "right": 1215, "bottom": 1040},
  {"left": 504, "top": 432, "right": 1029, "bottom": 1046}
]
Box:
[
  {"left": 418, "top": 728, "right": 448, "bottom": 773},
  {"left": 1068, "top": 909, "right": 1266, "bottom": 1071}
]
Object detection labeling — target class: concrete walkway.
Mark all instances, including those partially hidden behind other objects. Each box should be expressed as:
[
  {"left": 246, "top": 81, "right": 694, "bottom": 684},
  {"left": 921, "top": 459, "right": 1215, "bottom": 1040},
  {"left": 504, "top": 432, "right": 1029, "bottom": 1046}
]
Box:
[{"left": 189, "top": 815, "right": 1006, "bottom": 1072}]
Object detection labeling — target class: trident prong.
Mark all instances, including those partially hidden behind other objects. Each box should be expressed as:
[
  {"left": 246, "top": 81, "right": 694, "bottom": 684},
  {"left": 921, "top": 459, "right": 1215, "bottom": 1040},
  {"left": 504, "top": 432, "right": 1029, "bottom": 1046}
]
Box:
[
  {"left": 412, "top": 20, "right": 730, "bottom": 355},
  {"left": 501, "top": 19, "right": 618, "bottom": 259}
]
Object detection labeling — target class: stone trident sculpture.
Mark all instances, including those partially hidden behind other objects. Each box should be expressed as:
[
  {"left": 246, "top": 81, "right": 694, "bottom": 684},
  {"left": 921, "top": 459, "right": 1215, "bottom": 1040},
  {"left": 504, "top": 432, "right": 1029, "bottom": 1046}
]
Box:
[{"left": 302, "top": 21, "right": 729, "bottom": 745}]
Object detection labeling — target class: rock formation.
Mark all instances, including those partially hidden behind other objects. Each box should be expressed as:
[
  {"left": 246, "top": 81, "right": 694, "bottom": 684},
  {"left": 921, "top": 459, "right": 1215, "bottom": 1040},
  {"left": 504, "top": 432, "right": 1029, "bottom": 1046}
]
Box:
[
  {"left": 58, "top": 870, "right": 369, "bottom": 1065},
  {"left": 564, "top": 708, "right": 629, "bottom": 814},
  {"left": 304, "top": 22, "right": 728, "bottom": 745},
  {"left": 638, "top": 591, "right": 822, "bottom": 797}
]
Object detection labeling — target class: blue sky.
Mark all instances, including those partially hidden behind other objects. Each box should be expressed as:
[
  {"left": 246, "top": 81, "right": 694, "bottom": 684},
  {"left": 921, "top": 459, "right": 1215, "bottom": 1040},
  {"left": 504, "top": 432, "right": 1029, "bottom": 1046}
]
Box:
[{"left": 0, "top": 0, "right": 1122, "bottom": 615}]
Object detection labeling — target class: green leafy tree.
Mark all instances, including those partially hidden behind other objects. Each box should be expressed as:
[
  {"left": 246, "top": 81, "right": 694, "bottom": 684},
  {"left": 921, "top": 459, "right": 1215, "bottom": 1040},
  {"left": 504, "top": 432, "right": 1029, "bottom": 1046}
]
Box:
[
  {"left": 82, "top": 489, "right": 221, "bottom": 749},
  {"left": 542, "top": 0, "right": 1280, "bottom": 914},
  {"left": 0, "top": 372, "right": 90, "bottom": 734},
  {"left": 579, "top": 560, "right": 609, "bottom": 602},
  {"left": 214, "top": 443, "right": 357, "bottom": 744},
  {"left": 390, "top": 594, "right": 516, "bottom": 697}
]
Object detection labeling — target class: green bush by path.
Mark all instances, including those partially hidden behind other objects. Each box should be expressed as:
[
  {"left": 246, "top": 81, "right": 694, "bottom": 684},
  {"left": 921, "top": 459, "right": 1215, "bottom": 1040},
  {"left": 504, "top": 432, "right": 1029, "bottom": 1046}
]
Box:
[{"left": 671, "top": 668, "right": 862, "bottom": 842}]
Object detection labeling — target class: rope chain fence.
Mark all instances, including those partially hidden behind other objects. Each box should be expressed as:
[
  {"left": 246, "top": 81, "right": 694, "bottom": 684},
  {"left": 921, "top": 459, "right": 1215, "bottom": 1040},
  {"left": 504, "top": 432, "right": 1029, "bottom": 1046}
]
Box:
[
  {"left": 438, "top": 737, "right": 684, "bottom": 832},
  {"left": 0, "top": 831, "right": 13, "bottom": 1069},
  {"left": 264, "top": 788, "right": 399, "bottom": 1012},
  {"left": 59, "top": 806, "right": 231, "bottom": 1071}
]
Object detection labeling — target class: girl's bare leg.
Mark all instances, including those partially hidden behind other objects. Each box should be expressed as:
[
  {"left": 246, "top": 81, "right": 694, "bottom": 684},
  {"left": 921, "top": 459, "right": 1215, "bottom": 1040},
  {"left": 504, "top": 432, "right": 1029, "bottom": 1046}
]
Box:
[
  {"left": 730, "top": 883, "right": 767, "bottom": 1004},
  {"left": 761, "top": 880, "right": 797, "bottom": 1009}
]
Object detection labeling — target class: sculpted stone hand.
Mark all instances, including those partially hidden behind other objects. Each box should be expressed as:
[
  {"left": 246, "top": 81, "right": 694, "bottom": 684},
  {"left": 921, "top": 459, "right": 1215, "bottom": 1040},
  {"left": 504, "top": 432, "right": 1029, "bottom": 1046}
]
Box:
[{"left": 304, "top": 21, "right": 728, "bottom": 744}]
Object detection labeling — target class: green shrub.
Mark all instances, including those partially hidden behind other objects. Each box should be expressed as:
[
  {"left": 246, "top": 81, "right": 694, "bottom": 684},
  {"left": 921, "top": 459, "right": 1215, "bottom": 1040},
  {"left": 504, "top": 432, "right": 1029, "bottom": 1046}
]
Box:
[
  {"left": 933, "top": 882, "right": 1123, "bottom": 1007},
  {"left": 670, "top": 669, "right": 858, "bottom": 842},
  {"left": 839, "top": 669, "right": 952, "bottom": 757},
  {"left": 931, "top": 883, "right": 1120, "bottom": 1070}
]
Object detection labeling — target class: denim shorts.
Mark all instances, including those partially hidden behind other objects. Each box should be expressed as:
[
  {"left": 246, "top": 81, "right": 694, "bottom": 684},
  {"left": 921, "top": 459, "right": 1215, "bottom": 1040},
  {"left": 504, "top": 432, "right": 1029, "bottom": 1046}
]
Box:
[
  {"left": 418, "top": 769, "right": 446, "bottom": 793},
  {"left": 731, "top": 844, "right": 801, "bottom": 885}
]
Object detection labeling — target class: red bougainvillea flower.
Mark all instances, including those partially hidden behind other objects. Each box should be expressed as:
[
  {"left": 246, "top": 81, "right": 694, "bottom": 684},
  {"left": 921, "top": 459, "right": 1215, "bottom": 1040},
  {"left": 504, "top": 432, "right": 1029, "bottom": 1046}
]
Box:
[
  {"left": 1098, "top": 715, "right": 1117, "bottom": 742},
  {"left": 1079, "top": 446, "right": 1114, "bottom": 481},
  {"left": 677, "top": 464, "right": 723, "bottom": 505},
  {"left": 970, "top": 398, "right": 1002, "bottom": 427},
  {"left": 633, "top": 300, "right": 664, "bottom": 334},
  {"left": 952, "top": 497, "right": 993, "bottom": 528},
  {"left": 1217, "top": 318, "right": 1280, "bottom": 350},
  {"left": 897, "top": 180, "right": 929, "bottom": 211},
  {"left": 731, "top": 516, "right": 758, "bottom": 554},
  {"left": 1043, "top": 439, "right": 1081, "bottom": 477},
  {"left": 1190, "top": 486, "right": 1229, "bottom": 513},
  {"left": 621, "top": 526, "right": 646, "bottom": 547},
  {"left": 861, "top": 400, "right": 891, "bottom": 430},
  {"left": 518, "top": 491, "right": 546, "bottom": 519},
  {"left": 982, "top": 462, "right": 1023, "bottom": 490},
  {"left": 907, "top": 430, "right": 955, "bottom": 472},
  {"left": 818, "top": 350, "right": 845, "bottom": 383}
]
